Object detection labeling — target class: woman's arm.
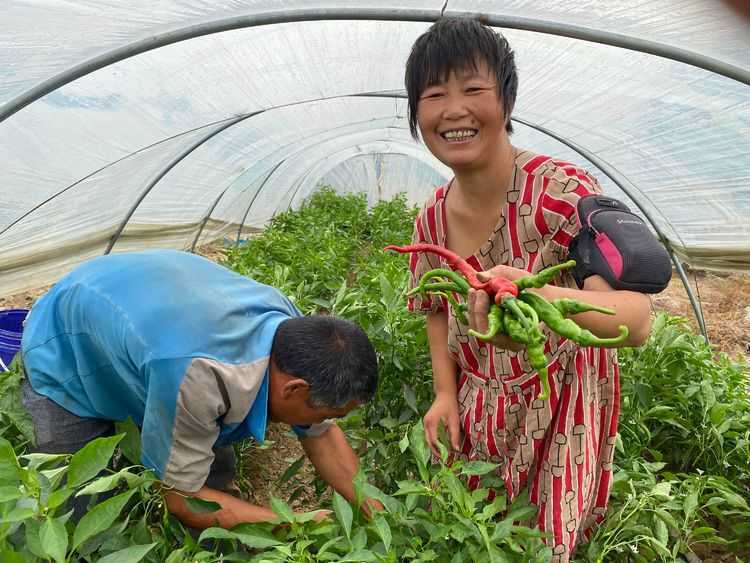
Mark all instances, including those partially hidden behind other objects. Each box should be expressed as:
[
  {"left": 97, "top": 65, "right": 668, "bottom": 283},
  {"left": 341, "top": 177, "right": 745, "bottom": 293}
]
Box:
[
  {"left": 535, "top": 274, "right": 652, "bottom": 347},
  {"left": 423, "top": 311, "right": 462, "bottom": 454}
]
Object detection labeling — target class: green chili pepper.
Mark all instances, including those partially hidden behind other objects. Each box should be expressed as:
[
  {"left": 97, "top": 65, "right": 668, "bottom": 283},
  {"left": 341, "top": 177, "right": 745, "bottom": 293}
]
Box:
[
  {"left": 514, "top": 299, "right": 540, "bottom": 333},
  {"left": 519, "top": 292, "right": 629, "bottom": 347},
  {"left": 526, "top": 340, "right": 551, "bottom": 400},
  {"left": 501, "top": 296, "right": 532, "bottom": 332},
  {"left": 514, "top": 260, "right": 577, "bottom": 290},
  {"left": 501, "top": 307, "right": 531, "bottom": 344},
  {"left": 551, "top": 297, "right": 615, "bottom": 317},
  {"left": 468, "top": 304, "right": 503, "bottom": 341},
  {"left": 432, "top": 290, "right": 470, "bottom": 326},
  {"left": 415, "top": 268, "right": 471, "bottom": 294},
  {"left": 408, "top": 281, "right": 467, "bottom": 296}
]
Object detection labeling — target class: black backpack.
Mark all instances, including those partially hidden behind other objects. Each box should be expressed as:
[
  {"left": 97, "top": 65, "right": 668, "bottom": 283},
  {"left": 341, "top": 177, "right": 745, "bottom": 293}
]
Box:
[{"left": 568, "top": 195, "right": 672, "bottom": 293}]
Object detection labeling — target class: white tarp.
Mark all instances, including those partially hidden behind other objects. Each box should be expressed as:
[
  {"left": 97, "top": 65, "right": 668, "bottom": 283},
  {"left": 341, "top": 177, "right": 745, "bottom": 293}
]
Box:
[{"left": 1, "top": 1, "right": 748, "bottom": 295}]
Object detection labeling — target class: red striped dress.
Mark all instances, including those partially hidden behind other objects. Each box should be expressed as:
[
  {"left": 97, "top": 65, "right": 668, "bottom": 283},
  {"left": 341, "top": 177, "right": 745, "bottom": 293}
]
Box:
[{"left": 407, "top": 150, "right": 620, "bottom": 562}]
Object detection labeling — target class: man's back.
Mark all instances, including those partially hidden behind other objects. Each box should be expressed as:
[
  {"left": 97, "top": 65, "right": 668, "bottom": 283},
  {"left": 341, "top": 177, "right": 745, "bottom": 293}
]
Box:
[{"left": 21, "top": 249, "right": 299, "bottom": 422}]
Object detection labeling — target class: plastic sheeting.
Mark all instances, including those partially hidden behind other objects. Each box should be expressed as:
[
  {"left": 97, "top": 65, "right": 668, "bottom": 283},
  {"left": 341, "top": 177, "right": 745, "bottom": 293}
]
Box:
[{"left": 1, "top": 1, "right": 749, "bottom": 296}]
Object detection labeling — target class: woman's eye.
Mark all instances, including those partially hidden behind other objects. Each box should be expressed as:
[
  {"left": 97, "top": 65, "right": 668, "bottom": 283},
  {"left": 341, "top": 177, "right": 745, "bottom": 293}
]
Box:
[{"left": 422, "top": 92, "right": 443, "bottom": 99}]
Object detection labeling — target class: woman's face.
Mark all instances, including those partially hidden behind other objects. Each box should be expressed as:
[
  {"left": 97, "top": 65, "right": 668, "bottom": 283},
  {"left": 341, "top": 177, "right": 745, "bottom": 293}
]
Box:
[{"left": 416, "top": 61, "right": 508, "bottom": 173}]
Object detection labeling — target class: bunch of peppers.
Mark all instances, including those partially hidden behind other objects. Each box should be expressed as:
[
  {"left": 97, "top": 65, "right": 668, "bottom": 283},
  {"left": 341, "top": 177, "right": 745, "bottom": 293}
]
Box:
[{"left": 385, "top": 244, "right": 628, "bottom": 400}]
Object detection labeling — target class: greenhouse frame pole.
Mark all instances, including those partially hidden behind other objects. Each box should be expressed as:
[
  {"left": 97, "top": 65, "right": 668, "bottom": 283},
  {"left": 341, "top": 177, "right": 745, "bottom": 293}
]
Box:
[
  {"left": 1, "top": 7, "right": 749, "bottom": 126},
  {"left": 235, "top": 159, "right": 287, "bottom": 248},
  {"left": 190, "top": 189, "right": 228, "bottom": 253},
  {"left": 105, "top": 113, "right": 256, "bottom": 254}
]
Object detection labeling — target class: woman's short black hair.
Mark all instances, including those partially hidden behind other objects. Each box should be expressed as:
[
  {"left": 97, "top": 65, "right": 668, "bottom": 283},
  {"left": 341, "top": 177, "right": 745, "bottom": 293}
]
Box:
[
  {"left": 270, "top": 315, "right": 378, "bottom": 408},
  {"left": 405, "top": 17, "right": 518, "bottom": 138}
]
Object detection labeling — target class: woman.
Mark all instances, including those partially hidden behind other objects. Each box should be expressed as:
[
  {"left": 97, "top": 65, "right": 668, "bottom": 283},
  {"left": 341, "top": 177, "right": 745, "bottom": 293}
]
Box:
[{"left": 404, "top": 17, "right": 652, "bottom": 561}]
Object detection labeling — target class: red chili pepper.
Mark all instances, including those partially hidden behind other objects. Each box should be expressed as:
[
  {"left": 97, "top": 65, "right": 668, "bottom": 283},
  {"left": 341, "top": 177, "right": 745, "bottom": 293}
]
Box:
[{"left": 385, "top": 243, "right": 518, "bottom": 301}]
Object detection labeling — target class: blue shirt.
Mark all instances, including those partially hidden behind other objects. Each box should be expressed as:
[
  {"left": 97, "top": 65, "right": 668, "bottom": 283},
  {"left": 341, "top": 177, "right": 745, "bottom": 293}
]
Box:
[{"left": 22, "top": 250, "right": 314, "bottom": 491}]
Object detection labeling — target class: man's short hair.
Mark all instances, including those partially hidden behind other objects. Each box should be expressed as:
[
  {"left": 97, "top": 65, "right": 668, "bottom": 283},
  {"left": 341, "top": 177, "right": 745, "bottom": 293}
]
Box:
[
  {"left": 405, "top": 16, "right": 519, "bottom": 138},
  {"left": 271, "top": 315, "right": 378, "bottom": 408}
]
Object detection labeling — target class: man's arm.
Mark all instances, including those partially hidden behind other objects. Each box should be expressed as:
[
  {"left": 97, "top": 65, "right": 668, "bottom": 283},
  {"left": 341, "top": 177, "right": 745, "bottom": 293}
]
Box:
[
  {"left": 163, "top": 486, "right": 278, "bottom": 530},
  {"left": 300, "top": 424, "right": 381, "bottom": 515}
]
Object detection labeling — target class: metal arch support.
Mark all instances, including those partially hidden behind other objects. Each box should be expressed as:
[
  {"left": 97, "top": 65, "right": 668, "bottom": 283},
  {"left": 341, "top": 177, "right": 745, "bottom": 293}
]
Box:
[
  {"left": 1, "top": 8, "right": 749, "bottom": 126},
  {"left": 190, "top": 188, "right": 228, "bottom": 253},
  {"left": 235, "top": 159, "right": 287, "bottom": 248},
  {"left": 105, "top": 112, "right": 257, "bottom": 254}
]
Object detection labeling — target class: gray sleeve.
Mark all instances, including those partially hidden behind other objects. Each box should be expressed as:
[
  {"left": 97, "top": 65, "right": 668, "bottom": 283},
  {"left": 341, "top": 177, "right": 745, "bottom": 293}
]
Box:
[
  {"left": 293, "top": 420, "right": 334, "bottom": 439},
  {"left": 162, "top": 358, "right": 229, "bottom": 492}
]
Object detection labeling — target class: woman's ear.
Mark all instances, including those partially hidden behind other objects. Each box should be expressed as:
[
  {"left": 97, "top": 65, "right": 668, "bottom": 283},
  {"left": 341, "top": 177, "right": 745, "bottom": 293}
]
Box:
[{"left": 281, "top": 378, "right": 310, "bottom": 400}]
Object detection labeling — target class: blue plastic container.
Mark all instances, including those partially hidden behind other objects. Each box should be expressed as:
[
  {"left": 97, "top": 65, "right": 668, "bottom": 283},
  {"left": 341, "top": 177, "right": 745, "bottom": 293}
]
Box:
[{"left": 0, "top": 309, "right": 29, "bottom": 372}]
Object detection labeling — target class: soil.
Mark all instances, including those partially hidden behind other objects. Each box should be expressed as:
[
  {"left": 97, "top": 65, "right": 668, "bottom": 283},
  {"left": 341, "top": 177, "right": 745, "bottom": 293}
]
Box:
[{"left": 3, "top": 253, "right": 748, "bottom": 557}]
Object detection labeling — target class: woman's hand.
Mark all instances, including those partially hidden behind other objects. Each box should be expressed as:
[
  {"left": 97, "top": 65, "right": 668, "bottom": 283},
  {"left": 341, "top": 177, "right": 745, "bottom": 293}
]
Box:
[
  {"left": 423, "top": 392, "right": 461, "bottom": 457},
  {"left": 467, "top": 287, "right": 525, "bottom": 351}
]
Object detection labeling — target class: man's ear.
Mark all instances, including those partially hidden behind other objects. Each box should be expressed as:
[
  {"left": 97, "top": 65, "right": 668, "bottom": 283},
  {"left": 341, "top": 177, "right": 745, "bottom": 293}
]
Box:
[{"left": 281, "top": 378, "right": 310, "bottom": 400}]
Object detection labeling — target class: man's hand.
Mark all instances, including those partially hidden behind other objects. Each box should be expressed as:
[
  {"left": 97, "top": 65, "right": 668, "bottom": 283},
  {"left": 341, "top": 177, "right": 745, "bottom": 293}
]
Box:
[
  {"left": 360, "top": 497, "right": 385, "bottom": 519},
  {"left": 163, "top": 486, "right": 278, "bottom": 530},
  {"left": 311, "top": 508, "right": 333, "bottom": 523},
  {"left": 423, "top": 392, "right": 461, "bottom": 457}
]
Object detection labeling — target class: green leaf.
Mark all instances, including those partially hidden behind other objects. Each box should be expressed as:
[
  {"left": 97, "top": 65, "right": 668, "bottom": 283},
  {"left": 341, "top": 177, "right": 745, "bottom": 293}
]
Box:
[
  {"left": 96, "top": 543, "right": 158, "bottom": 563},
  {"left": 409, "top": 421, "right": 431, "bottom": 472},
  {"left": 184, "top": 496, "right": 222, "bottom": 514},
  {"left": 0, "top": 506, "right": 35, "bottom": 523},
  {"left": 339, "top": 549, "right": 378, "bottom": 562},
  {"left": 460, "top": 461, "right": 500, "bottom": 476},
  {"left": 720, "top": 490, "right": 749, "bottom": 509},
  {"left": 67, "top": 434, "right": 123, "bottom": 488},
  {"left": 394, "top": 480, "right": 428, "bottom": 496},
  {"left": 198, "top": 527, "right": 237, "bottom": 543},
  {"left": 654, "top": 514, "right": 668, "bottom": 546},
  {"left": 0, "top": 485, "right": 21, "bottom": 502},
  {"left": 652, "top": 481, "right": 672, "bottom": 498},
  {"left": 403, "top": 384, "right": 418, "bottom": 414},
  {"left": 683, "top": 490, "right": 698, "bottom": 519},
  {"left": 20, "top": 453, "right": 68, "bottom": 470},
  {"left": 373, "top": 515, "right": 392, "bottom": 552},
  {"left": 398, "top": 432, "right": 409, "bottom": 453},
  {"left": 0, "top": 550, "right": 25, "bottom": 563},
  {"left": 46, "top": 488, "right": 74, "bottom": 510},
  {"left": 333, "top": 491, "right": 353, "bottom": 540},
  {"left": 278, "top": 456, "right": 305, "bottom": 485},
  {"left": 25, "top": 518, "right": 47, "bottom": 558},
  {"left": 114, "top": 417, "right": 142, "bottom": 465},
  {"left": 72, "top": 488, "right": 136, "bottom": 549},
  {"left": 0, "top": 438, "right": 21, "bottom": 484},
  {"left": 270, "top": 496, "right": 294, "bottom": 523},
  {"left": 40, "top": 516, "right": 68, "bottom": 563},
  {"left": 75, "top": 470, "right": 125, "bottom": 496},
  {"left": 228, "top": 524, "right": 284, "bottom": 549}
]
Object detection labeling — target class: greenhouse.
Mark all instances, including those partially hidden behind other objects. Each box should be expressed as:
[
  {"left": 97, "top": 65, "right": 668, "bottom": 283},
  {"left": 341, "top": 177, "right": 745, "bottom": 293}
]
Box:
[{"left": 1, "top": 1, "right": 749, "bottom": 562}]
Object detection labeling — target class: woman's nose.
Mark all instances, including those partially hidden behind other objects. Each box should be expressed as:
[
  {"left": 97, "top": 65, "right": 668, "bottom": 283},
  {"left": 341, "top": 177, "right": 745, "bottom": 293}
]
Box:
[{"left": 442, "top": 94, "right": 469, "bottom": 119}]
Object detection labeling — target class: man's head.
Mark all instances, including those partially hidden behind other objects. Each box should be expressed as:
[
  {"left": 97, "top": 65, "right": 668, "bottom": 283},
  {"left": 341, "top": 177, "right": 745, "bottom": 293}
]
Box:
[
  {"left": 267, "top": 315, "right": 378, "bottom": 426},
  {"left": 405, "top": 17, "right": 518, "bottom": 139}
]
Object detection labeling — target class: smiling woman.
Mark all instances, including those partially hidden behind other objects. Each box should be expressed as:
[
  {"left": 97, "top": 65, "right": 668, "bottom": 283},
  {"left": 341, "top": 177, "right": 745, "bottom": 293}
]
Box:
[{"left": 402, "top": 17, "right": 654, "bottom": 563}]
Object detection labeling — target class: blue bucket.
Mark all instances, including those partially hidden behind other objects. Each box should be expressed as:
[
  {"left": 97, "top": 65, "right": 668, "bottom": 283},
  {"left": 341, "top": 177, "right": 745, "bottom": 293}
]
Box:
[{"left": 0, "top": 309, "right": 29, "bottom": 372}]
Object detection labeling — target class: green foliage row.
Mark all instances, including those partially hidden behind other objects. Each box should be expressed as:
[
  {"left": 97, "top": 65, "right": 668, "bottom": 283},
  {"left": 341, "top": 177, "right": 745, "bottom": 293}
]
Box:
[{"left": 1, "top": 188, "right": 748, "bottom": 561}]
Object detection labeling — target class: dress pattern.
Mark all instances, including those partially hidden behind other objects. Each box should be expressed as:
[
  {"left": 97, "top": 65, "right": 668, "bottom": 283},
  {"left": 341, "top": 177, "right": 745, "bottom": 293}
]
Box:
[{"left": 407, "top": 150, "right": 620, "bottom": 562}]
